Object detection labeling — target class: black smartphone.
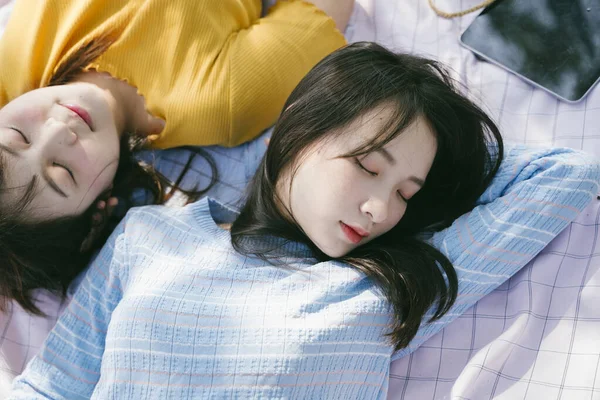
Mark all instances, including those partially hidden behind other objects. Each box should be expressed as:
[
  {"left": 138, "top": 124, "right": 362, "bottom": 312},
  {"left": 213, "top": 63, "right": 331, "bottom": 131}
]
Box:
[{"left": 460, "top": 0, "right": 600, "bottom": 103}]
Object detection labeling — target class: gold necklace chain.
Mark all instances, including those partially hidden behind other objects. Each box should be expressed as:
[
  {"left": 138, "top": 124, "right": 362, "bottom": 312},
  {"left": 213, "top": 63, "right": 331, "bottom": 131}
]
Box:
[{"left": 428, "top": 0, "right": 498, "bottom": 18}]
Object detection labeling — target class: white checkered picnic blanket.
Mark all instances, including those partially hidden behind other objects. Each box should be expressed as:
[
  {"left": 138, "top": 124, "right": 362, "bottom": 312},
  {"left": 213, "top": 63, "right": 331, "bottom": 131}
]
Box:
[{"left": 2, "top": 1, "right": 600, "bottom": 398}]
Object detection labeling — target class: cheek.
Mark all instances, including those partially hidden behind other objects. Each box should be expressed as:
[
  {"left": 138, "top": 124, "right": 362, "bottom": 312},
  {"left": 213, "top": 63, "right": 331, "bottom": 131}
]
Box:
[
  {"left": 81, "top": 158, "right": 119, "bottom": 202},
  {"left": 290, "top": 159, "right": 359, "bottom": 222},
  {"left": 376, "top": 203, "right": 406, "bottom": 237},
  {"left": 84, "top": 134, "right": 121, "bottom": 186},
  {"left": 2, "top": 103, "right": 46, "bottom": 130},
  {"left": 97, "top": 155, "right": 119, "bottom": 185},
  {"left": 317, "top": 162, "right": 358, "bottom": 204},
  {"left": 20, "top": 105, "right": 45, "bottom": 121}
]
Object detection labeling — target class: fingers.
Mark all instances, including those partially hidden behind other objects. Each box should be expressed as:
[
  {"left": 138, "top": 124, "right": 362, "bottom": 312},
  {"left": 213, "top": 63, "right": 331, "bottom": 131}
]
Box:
[
  {"left": 82, "top": 197, "right": 119, "bottom": 252},
  {"left": 91, "top": 197, "right": 118, "bottom": 228},
  {"left": 106, "top": 197, "right": 118, "bottom": 217},
  {"left": 147, "top": 114, "right": 166, "bottom": 135},
  {"left": 137, "top": 113, "right": 165, "bottom": 137}
]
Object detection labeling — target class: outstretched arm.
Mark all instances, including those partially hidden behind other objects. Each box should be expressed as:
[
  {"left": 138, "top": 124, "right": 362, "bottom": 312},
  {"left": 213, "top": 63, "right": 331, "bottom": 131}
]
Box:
[
  {"left": 225, "top": 0, "right": 348, "bottom": 146},
  {"left": 9, "top": 222, "right": 128, "bottom": 399},
  {"left": 393, "top": 145, "right": 600, "bottom": 360},
  {"left": 305, "top": 0, "right": 355, "bottom": 31},
  {"left": 262, "top": 0, "right": 354, "bottom": 31}
]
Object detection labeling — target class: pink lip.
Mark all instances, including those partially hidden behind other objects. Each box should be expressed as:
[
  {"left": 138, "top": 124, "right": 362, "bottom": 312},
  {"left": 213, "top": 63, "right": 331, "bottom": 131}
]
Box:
[
  {"left": 340, "top": 222, "right": 369, "bottom": 244},
  {"left": 62, "top": 104, "right": 93, "bottom": 130}
]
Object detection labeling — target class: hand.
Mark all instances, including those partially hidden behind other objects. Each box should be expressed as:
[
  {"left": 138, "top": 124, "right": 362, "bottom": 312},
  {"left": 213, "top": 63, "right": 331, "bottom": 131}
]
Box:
[
  {"left": 81, "top": 71, "right": 166, "bottom": 138},
  {"left": 80, "top": 197, "right": 119, "bottom": 252},
  {"left": 120, "top": 78, "right": 166, "bottom": 137},
  {"left": 134, "top": 111, "right": 165, "bottom": 138}
]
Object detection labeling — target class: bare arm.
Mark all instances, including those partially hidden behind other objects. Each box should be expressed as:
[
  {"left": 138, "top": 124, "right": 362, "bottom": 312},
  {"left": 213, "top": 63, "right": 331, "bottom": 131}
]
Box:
[
  {"left": 304, "top": 0, "right": 355, "bottom": 32},
  {"left": 226, "top": 0, "right": 347, "bottom": 146}
]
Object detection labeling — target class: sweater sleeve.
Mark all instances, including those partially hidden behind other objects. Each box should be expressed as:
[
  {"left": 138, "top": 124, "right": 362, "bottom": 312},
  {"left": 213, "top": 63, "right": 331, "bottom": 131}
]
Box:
[
  {"left": 392, "top": 145, "right": 600, "bottom": 360},
  {"left": 9, "top": 221, "right": 129, "bottom": 399},
  {"left": 0, "top": 0, "right": 345, "bottom": 149}
]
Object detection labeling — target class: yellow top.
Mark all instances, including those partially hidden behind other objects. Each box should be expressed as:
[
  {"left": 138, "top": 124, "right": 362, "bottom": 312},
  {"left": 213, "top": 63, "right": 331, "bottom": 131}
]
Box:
[{"left": 0, "top": 0, "right": 346, "bottom": 148}]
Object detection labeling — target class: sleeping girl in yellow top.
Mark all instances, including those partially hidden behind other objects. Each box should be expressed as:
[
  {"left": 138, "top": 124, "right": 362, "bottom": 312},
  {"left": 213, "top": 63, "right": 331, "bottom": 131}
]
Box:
[{"left": 0, "top": 0, "right": 351, "bottom": 315}]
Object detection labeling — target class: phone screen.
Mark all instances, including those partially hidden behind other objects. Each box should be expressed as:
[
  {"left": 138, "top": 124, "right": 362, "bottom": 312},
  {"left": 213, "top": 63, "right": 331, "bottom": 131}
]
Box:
[{"left": 460, "top": 0, "right": 600, "bottom": 102}]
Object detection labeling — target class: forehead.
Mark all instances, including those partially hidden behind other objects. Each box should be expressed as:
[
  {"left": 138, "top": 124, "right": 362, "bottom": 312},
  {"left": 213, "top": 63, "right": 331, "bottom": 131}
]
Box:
[
  {"left": 340, "top": 103, "right": 397, "bottom": 145},
  {"left": 331, "top": 103, "right": 436, "bottom": 155},
  {"left": 384, "top": 116, "right": 437, "bottom": 171}
]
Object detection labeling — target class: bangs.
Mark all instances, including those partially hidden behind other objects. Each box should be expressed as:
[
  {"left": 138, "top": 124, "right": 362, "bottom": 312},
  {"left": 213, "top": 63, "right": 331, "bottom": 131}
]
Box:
[{"left": 338, "top": 99, "right": 426, "bottom": 159}]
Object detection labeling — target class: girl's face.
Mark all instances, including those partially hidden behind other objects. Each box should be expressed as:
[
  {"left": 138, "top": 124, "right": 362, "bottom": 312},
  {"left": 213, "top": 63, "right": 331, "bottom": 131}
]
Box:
[
  {"left": 0, "top": 83, "right": 121, "bottom": 220},
  {"left": 278, "top": 104, "right": 438, "bottom": 258}
]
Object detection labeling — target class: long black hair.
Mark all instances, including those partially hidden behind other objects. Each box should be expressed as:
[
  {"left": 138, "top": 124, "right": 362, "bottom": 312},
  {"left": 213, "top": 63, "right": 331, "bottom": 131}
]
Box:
[{"left": 231, "top": 42, "right": 504, "bottom": 350}]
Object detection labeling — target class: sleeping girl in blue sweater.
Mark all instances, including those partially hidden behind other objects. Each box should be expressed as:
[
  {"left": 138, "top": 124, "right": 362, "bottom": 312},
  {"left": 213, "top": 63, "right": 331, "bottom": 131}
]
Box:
[{"left": 10, "top": 42, "right": 600, "bottom": 399}]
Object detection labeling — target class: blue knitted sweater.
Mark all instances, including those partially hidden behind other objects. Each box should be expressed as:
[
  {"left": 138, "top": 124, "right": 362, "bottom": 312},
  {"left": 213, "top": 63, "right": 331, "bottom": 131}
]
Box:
[{"left": 10, "top": 146, "right": 600, "bottom": 399}]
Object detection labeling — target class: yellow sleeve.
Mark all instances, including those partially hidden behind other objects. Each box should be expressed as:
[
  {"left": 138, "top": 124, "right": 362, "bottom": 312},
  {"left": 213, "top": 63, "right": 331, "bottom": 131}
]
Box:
[
  {"left": 0, "top": 0, "right": 344, "bottom": 149},
  {"left": 149, "top": 0, "right": 346, "bottom": 149},
  {"left": 228, "top": 1, "right": 346, "bottom": 146}
]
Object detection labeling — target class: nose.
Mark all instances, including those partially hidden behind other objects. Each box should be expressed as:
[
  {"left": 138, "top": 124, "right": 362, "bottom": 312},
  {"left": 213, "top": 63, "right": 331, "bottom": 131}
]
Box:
[
  {"left": 360, "top": 195, "right": 389, "bottom": 224},
  {"left": 41, "top": 119, "right": 78, "bottom": 147}
]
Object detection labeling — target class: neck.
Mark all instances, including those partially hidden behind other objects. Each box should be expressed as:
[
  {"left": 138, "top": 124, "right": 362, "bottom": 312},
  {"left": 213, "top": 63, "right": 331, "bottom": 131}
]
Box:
[{"left": 71, "top": 70, "right": 131, "bottom": 136}]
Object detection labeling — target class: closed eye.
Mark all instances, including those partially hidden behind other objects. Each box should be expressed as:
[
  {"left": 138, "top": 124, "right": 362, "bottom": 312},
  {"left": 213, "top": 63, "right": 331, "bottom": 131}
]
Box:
[
  {"left": 354, "top": 158, "right": 377, "bottom": 177},
  {"left": 397, "top": 190, "right": 407, "bottom": 202},
  {"left": 10, "top": 127, "right": 29, "bottom": 144},
  {"left": 53, "top": 162, "right": 76, "bottom": 183}
]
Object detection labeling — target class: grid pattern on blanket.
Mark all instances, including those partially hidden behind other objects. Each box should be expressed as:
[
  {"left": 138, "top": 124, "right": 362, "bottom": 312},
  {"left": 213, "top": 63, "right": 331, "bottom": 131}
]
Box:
[
  {"left": 356, "top": 0, "right": 600, "bottom": 398},
  {"left": 2, "top": 0, "right": 600, "bottom": 399},
  {"left": 389, "top": 204, "right": 600, "bottom": 399}
]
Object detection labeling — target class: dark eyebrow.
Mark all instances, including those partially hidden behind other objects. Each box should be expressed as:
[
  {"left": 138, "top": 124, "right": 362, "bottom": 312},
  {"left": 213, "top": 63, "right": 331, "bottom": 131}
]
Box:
[
  {"left": 40, "top": 170, "right": 68, "bottom": 198},
  {"left": 377, "top": 148, "right": 396, "bottom": 165},
  {"left": 408, "top": 176, "right": 425, "bottom": 188}
]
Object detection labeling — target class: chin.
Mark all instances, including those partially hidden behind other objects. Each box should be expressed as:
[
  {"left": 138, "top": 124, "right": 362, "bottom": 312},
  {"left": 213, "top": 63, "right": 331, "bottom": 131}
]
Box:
[
  {"left": 307, "top": 231, "right": 352, "bottom": 258},
  {"left": 320, "top": 245, "right": 351, "bottom": 259}
]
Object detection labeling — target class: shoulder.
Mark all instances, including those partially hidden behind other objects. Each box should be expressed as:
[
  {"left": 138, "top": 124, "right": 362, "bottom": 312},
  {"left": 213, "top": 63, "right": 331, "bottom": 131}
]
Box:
[
  {"left": 120, "top": 198, "right": 232, "bottom": 248},
  {"left": 124, "top": 203, "right": 192, "bottom": 225},
  {"left": 121, "top": 201, "right": 207, "bottom": 237}
]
